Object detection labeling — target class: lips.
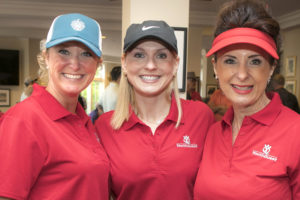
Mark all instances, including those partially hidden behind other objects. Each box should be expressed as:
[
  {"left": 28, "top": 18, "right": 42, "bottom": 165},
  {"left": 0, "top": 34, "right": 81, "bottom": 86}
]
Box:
[
  {"left": 140, "top": 75, "right": 160, "bottom": 81},
  {"left": 63, "top": 73, "right": 83, "bottom": 79},
  {"left": 231, "top": 84, "right": 253, "bottom": 94}
]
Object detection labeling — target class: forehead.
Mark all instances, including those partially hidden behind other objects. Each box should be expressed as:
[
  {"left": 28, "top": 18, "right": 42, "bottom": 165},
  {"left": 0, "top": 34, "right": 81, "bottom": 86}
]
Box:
[
  {"left": 217, "top": 43, "right": 270, "bottom": 58},
  {"left": 52, "top": 41, "right": 90, "bottom": 50},
  {"left": 133, "top": 39, "right": 169, "bottom": 49}
]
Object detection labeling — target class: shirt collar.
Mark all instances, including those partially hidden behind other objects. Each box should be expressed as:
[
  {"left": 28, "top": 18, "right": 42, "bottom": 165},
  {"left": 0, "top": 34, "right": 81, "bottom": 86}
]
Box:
[
  {"left": 31, "top": 84, "right": 89, "bottom": 123},
  {"left": 222, "top": 92, "right": 282, "bottom": 126},
  {"left": 122, "top": 94, "right": 183, "bottom": 131}
]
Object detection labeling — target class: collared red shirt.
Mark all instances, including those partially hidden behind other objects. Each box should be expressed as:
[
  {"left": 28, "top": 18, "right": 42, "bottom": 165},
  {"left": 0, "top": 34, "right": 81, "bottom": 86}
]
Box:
[
  {"left": 194, "top": 92, "right": 300, "bottom": 200},
  {"left": 95, "top": 96, "right": 214, "bottom": 200},
  {"left": 0, "top": 84, "right": 109, "bottom": 200}
]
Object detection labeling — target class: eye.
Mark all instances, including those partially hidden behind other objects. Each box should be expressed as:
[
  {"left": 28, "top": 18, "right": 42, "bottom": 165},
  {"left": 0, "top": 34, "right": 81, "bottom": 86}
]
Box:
[
  {"left": 250, "top": 58, "right": 262, "bottom": 65},
  {"left": 82, "top": 51, "right": 93, "bottom": 57},
  {"left": 224, "top": 58, "right": 236, "bottom": 64},
  {"left": 133, "top": 52, "right": 145, "bottom": 58},
  {"left": 58, "top": 49, "right": 69, "bottom": 55},
  {"left": 157, "top": 53, "right": 167, "bottom": 59}
]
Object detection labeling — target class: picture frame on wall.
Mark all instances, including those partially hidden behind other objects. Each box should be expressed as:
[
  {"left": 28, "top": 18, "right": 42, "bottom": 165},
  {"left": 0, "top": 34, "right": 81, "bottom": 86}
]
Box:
[
  {"left": 173, "top": 27, "right": 187, "bottom": 92},
  {"left": 285, "top": 80, "right": 296, "bottom": 94},
  {"left": 206, "top": 84, "right": 218, "bottom": 97},
  {"left": 0, "top": 89, "right": 10, "bottom": 106},
  {"left": 285, "top": 56, "right": 296, "bottom": 77}
]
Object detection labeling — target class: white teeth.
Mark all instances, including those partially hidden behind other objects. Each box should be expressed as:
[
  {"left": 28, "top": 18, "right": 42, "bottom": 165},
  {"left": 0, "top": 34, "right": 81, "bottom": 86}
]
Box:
[
  {"left": 141, "top": 75, "right": 159, "bottom": 81},
  {"left": 233, "top": 85, "right": 252, "bottom": 90},
  {"left": 63, "top": 73, "right": 82, "bottom": 79}
]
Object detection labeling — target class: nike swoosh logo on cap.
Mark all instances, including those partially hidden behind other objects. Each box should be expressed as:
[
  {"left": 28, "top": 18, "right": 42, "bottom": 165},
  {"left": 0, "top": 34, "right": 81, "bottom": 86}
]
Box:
[{"left": 142, "top": 26, "right": 160, "bottom": 31}]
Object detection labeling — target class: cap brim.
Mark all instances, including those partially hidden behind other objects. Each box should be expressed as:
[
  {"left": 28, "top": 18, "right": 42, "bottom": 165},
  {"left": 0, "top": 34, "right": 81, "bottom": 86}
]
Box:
[
  {"left": 124, "top": 35, "right": 177, "bottom": 53},
  {"left": 206, "top": 36, "right": 279, "bottom": 59},
  {"left": 46, "top": 37, "right": 102, "bottom": 57}
]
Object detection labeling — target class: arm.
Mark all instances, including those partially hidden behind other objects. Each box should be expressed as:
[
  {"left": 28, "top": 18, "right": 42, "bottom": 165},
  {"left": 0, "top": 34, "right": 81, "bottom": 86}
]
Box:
[
  {"left": 288, "top": 121, "right": 300, "bottom": 199},
  {"left": 0, "top": 115, "right": 45, "bottom": 199}
]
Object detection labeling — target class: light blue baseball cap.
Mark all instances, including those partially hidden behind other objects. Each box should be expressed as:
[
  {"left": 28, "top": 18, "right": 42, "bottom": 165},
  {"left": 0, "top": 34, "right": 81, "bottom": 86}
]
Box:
[{"left": 46, "top": 13, "right": 102, "bottom": 57}]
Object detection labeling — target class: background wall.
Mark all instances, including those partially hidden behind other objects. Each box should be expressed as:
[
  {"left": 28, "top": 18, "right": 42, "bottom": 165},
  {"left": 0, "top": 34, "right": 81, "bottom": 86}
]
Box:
[
  {"left": 281, "top": 25, "right": 300, "bottom": 101},
  {"left": 0, "top": 37, "right": 40, "bottom": 112}
]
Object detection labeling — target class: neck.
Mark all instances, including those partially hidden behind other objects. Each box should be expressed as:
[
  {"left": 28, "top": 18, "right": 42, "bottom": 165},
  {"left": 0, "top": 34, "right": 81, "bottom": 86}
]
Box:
[
  {"left": 135, "top": 91, "right": 171, "bottom": 133},
  {"left": 46, "top": 87, "right": 78, "bottom": 114},
  {"left": 231, "top": 93, "right": 270, "bottom": 144}
]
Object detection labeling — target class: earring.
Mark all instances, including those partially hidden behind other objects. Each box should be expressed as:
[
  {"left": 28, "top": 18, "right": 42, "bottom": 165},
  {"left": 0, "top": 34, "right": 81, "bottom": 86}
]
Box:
[
  {"left": 267, "top": 78, "right": 271, "bottom": 84},
  {"left": 215, "top": 75, "right": 218, "bottom": 80}
]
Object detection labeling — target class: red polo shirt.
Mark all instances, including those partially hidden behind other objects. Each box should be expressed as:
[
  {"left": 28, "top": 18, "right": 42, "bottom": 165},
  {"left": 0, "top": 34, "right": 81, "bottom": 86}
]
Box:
[
  {"left": 95, "top": 97, "right": 214, "bottom": 200},
  {"left": 0, "top": 84, "right": 109, "bottom": 200},
  {"left": 194, "top": 93, "right": 300, "bottom": 200}
]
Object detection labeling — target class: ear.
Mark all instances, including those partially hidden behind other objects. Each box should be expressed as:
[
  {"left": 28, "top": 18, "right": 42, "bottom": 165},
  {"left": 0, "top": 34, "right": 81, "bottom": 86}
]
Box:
[
  {"left": 121, "top": 53, "right": 127, "bottom": 74},
  {"left": 212, "top": 57, "right": 218, "bottom": 77},
  {"left": 173, "top": 56, "right": 180, "bottom": 76},
  {"left": 269, "top": 62, "right": 276, "bottom": 77},
  {"left": 98, "top": 58, "right": 103, "bottom": 66},
  {"left": 43, "top": 50, "right": 50, "bottom": 66}
]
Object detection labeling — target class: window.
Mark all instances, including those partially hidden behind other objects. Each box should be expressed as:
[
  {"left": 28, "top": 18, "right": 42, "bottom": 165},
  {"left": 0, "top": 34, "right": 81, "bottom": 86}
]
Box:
[{"left": 81, "top": 64, "right": 105, "bottom": 113}]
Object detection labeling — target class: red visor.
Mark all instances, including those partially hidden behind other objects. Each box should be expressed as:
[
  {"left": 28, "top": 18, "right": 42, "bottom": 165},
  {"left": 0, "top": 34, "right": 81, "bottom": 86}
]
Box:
[{"left": 206, "top": 28, "right": 279, "bottom": 59}]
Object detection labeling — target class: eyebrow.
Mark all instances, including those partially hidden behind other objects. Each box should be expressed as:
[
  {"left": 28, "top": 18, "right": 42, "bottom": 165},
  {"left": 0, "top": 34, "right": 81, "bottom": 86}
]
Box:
[
  {"left": 248, "top": 54, "right": 262, "bottom": 58},
  {"left": 223, "top": 54, "right": 262, "bottom": 58}
]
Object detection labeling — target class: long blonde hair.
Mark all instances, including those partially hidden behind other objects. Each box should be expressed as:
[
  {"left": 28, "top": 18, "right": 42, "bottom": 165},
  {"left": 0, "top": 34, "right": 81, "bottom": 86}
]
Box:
[{"left": 111, "top": 53, "right": 182, "bottom": 130}]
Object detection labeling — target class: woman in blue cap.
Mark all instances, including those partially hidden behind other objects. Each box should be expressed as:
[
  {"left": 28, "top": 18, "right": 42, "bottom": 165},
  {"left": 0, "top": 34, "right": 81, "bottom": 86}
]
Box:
[
  {"left": 0, "top": 13, "right": 109, "bottom": 199},
  {"left": 95, "top": 20, "right": 214, "bottom": 200}
]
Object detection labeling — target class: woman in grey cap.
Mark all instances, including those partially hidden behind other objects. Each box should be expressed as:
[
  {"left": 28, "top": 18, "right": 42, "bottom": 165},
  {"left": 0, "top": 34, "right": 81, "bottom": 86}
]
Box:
[
  {"left": 95, "top": 20, "right": 214, "bottom": 200},
  {"left": 0, "top": 13, "right": 109, "bottom": 199}
]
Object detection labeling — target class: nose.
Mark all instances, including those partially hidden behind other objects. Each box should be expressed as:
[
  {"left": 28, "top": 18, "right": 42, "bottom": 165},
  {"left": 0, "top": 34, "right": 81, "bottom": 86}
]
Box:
[
  {"left": 236, "top": 63, "right": 248, "bottom": 81},
  {"left": 144, "top": 57, "right": 157, "bottom": 71},
  {"left": 69, "top": 55, "right": 81, "bottom": 71}
]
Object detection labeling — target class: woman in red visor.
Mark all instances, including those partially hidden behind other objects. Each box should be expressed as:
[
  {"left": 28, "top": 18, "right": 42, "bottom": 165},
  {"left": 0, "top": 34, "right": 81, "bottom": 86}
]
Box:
[{"left": 194, "top": 0, "right": 300, "bottom": 199}]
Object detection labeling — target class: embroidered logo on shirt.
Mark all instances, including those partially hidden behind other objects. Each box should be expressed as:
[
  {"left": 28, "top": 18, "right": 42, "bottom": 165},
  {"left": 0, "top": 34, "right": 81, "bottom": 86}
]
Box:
[
  {"left": 252, "top": 144, "right": 277, "bottom": 162},
  {"left": 176, "top": 135, "right": 198, "bottom": 148}
]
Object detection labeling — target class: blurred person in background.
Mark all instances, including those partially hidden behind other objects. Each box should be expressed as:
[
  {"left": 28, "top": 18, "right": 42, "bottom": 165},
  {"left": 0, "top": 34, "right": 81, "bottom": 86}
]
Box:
[
  {"left": 271, "top": 73, "right": 300, "bottom": 113},
  {"left": 186, "top": 71, "right": 202, "bottom": 101},
  {"left": 99, "top": 66, "right": 121, "bottom": 112}
]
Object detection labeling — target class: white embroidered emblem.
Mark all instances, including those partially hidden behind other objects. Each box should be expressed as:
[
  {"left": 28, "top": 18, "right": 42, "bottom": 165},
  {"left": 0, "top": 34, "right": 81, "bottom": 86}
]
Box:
[
  {"left": 262, "top": 144, "right": 271, "bottom": 155},
  {"left": 71, "top": 19, "right": 85, "bottom": 31},
  {"left": 183, "top": 135, "right": 191, "bottom": 145},
  {"left": 252, "top": 144, "right": 277, "bottom": 162},
  {"left": 176, "top": 135, "right": 197, "bottom": 148}
]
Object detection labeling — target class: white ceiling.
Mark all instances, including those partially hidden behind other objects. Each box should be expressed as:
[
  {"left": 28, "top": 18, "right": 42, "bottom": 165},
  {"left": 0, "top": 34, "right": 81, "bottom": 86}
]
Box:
[{"left": 0, "top": 0, "right": 300, "bottom": 58}]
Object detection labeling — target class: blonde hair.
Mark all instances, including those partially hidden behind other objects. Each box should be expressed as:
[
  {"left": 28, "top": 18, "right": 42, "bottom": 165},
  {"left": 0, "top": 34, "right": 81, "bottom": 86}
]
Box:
[
  {"left": 37, "top": 39, "right": 48, "bottom": 86},
  {"left": 111, "top": 55, "right": 182, "bottom": 130}
]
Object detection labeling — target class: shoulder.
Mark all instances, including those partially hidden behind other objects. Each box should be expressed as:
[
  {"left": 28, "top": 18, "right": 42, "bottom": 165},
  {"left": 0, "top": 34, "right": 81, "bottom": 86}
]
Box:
[
  {"left": 181, "top": 98, "right": 213, "bottom": 115},
  {"left": 278, "top": 106, "right": 300, "bottom": 123},
  {"left": 3, "top": 97, "right": 40, "bottom": 119},
  {"left": 180, "top": 98, "right": 215, "bottom": 125},
  {"left": 95, "top": 111, "right": 114, "bottom": 129}
]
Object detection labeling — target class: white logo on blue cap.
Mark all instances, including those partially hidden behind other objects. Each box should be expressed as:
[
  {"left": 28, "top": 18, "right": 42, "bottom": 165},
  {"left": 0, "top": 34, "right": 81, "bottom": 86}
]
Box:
[{"left": 71, "top": 19, "right": 85, "bottom": 31}]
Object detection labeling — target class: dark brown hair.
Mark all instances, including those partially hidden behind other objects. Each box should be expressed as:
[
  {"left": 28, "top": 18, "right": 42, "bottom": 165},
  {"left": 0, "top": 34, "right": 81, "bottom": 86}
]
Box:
[{"left": 214, "top": 0, "right": 281, "bottom": 64}]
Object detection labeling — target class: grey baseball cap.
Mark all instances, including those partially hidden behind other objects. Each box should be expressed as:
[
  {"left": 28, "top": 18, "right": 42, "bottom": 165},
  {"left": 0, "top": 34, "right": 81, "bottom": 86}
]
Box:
[{"left": 123, "top": 20, "right": 178, "bottom": 53}]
